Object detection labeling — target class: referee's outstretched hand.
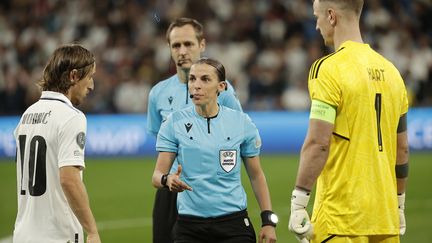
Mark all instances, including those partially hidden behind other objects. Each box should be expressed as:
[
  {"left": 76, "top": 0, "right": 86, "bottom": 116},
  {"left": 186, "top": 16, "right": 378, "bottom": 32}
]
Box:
[
  {"left": 167, "top": 165, "right": 192, "bottom": 192},
  {"left": 259, "top": 225, "right": 277, "bottom": 243}
]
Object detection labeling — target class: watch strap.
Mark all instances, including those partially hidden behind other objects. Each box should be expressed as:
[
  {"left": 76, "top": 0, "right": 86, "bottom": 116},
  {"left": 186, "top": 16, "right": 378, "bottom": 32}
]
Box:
[
  {"left": 260, "top": 210, "right": 277, "bottom": 227},
  {"left": 161, "top": 174, "right": 169, "bottom": 188}
]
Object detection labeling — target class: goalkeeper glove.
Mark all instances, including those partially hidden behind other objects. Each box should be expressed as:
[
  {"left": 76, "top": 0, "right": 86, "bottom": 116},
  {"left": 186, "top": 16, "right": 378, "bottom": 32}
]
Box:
[
  {"left": 289, "top": 189, "right": 313, "bottom": 242},
  {"left": 398, "top": 193, "right": 406, "bottom": 235}
]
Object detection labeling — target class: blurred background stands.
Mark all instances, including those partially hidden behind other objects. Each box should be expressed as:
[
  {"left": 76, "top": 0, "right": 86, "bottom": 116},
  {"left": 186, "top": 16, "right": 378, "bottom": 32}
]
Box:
[{"left": 0, "top": 0, "right": 431, "bottom": 114}]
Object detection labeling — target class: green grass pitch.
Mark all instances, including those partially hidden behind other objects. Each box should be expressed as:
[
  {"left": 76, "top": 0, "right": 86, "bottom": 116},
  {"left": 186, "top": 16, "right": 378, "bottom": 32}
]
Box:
[{"left": 1, "top": 153, "right": 431, "bottom": 242}]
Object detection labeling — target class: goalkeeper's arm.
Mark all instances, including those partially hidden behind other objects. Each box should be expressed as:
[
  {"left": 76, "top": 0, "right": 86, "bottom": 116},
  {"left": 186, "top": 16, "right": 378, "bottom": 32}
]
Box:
[
  {"left": 289, "top": 117, "right": 334, "bottom": 242},
  {"left": 396, "top": 114, "right": 409, "bottom": 235},
  {"left": 295, "top": 118, "right": 333, "bottom": 191}
]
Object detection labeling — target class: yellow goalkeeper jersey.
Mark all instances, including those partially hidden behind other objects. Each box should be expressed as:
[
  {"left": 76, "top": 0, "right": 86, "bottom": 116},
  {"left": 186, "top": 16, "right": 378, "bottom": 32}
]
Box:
[{"left": 308, "top": 41, "right": 409, "bottom": 235}]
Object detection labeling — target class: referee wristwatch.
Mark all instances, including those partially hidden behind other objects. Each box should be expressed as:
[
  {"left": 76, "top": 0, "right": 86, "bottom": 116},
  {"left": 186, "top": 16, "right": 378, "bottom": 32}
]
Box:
[
  {"left": 261, "top": 210, "right": 278, "bottom": 227},
  {"left": 160, "top": 174, "right": 169, "bottom": 189}
]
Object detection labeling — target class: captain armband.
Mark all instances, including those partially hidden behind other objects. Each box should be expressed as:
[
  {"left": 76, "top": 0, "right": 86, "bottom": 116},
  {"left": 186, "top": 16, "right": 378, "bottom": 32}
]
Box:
[
  {"left": 395, "top": 163, "right": 409, "bottom": 178},
  {"left": 309, "top": 99, "right": 336, "bottom": 124}
]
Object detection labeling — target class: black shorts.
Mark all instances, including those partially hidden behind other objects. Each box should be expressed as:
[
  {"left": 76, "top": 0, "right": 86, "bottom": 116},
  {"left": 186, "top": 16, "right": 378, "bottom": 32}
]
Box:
[
  {"left": 152, "top": 188, "right": 178, "bottom": 243},
  {"left": 173, "top": 210, "right": 256, "bottom": 243}
]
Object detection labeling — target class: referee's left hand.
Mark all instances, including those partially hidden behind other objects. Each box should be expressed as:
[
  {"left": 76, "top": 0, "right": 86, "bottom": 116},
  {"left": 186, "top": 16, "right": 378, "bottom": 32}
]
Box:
[
  {"left": 167, "top": 165, "right": 192, "bottom": 192},
  {"left": 259, "top": 225, "right": 276, "bottom": 243}
]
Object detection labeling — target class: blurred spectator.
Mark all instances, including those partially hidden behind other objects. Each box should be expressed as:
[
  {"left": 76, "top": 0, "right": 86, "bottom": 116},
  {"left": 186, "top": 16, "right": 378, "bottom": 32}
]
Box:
[
  {"left": 281, "top": 81, "right": 310, "bottom": 111},
  {"left": 248, "top": 47, "right": 285, "bottom": 110},
  {"left": 0, "top": 0, "right": 431, "bottom": 115},
  {"left": 364, "top": 0, "right": 391, "bottom": 30},
  {"left": 113, "top": 78, "right": 150, "bottom": 113}
]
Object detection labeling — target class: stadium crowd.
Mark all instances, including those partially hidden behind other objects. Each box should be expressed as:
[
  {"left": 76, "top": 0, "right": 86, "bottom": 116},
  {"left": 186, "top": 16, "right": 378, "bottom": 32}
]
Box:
[{"left": 0, "top": 0, "right": 431, "bottom": 114}]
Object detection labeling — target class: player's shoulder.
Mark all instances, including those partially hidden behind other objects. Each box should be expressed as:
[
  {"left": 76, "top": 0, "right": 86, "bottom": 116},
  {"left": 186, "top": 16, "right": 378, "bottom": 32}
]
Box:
[
  {"left": 220, "top": 106, "right": 257, "bottom": 135},
  {"left": 168, "top": 106, "right": 194, "bottom": 120},
  {"left": 220, "top": 105, "right": 249, "bottom": 122},
  {"left": 34, "top": 96, "right": 84, "bottom": 117},
  {"left": 149, "top": 75, "right": 177, "bottom": 96},
  {"left": 309, "top": 48, "right": 346, "bottom": 80},
  {"left": 54, "top": 104, "right": 86, "bottom": 127},
  {"left": 362, "top": 46, "right": 403, "bottom": 80},
  {"left": 374, "top": 51, "right": 401, "bottom": 74},
  {"left": 20, "top": 99, "right": 85, "bottom": 133},
  {"left": 221, "top": 105, "right": 241, "bottom": 115},
  {"left": 53, "top": 100, "right": 84, "bottom": 117}
]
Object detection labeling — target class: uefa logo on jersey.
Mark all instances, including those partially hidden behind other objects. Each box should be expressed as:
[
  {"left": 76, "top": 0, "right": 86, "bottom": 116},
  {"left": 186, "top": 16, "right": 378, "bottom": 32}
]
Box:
[
  {"left": 219, "top": 149, "right": 237, "bottom": 173},
  {"left": 76, "top": 132, "right": 86, "bottom": 150}
]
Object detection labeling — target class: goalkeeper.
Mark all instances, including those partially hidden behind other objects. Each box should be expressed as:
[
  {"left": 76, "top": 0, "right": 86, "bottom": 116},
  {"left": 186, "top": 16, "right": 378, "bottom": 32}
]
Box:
[{"left": 288, "top": 1, "right": 409, "bottom": 243}]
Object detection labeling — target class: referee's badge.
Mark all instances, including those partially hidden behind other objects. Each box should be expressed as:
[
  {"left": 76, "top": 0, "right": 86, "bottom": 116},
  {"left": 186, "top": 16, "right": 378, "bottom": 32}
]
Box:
[{"left": 219, "top": 149, "right": 237, "bottom": 173}]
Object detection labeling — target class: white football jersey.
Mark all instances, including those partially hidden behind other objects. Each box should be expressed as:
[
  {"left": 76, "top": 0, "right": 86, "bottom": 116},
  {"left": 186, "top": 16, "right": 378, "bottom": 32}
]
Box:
[{"left": 13, "top": 91, "right": 86, "bottom": 243}]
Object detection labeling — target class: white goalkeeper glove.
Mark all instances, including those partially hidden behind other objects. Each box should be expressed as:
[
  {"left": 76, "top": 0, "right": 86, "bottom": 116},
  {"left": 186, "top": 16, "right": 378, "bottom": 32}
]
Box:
[
  {"left": 289, "top": 189, "right": 313, "bottom": 242},
  {"left": 398, "top": 193, "right": 406, "bottom": 235}
]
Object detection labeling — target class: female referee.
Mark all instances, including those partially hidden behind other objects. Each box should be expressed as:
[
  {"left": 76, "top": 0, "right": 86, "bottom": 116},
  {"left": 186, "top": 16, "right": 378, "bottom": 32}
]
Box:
[{"left": 152, "top": 57, "right": 277, "bottom": 243}]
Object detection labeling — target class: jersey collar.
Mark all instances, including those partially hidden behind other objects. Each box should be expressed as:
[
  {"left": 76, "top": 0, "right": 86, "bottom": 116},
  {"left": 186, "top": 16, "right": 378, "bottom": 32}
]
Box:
[
  {"left": 338, "top": 40, "right": 369, "bottom": 51},
  {"left": 193, "top": 104, "right": 222, "bottom": 120},
  {"left": 40, "top": 91, "right": 74, "bottom": 107}
]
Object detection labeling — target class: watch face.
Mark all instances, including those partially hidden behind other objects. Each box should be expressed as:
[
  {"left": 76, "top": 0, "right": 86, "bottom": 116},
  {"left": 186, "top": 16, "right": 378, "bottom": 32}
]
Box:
[{"left": 270, "top": 213, "right": 279, "bottom": 224}]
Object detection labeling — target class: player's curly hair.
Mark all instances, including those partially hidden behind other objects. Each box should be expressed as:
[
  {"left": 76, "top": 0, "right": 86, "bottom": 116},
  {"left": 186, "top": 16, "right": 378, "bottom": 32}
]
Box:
[
  {"left": 38, "top": 44, "right": 95, "bottom": 94},
  {"left": 166, "top": 17, "right": 204, "bottom": 44}
]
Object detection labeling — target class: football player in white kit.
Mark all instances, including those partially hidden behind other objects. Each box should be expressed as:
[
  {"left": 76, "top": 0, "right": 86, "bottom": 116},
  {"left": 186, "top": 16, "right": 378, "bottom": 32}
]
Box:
[{"left": 13, "top": 44, "right": 101, "bottom": 243}]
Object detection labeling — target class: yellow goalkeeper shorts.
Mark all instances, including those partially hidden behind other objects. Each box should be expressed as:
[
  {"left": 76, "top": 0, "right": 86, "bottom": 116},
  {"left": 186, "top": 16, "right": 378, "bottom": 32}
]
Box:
[{"left": 312, "top": 233, "right": 399, "bottom": 243}]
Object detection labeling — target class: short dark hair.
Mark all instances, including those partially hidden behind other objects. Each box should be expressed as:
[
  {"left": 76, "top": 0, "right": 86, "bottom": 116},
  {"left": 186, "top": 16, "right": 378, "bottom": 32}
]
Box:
[
  {"left": 38, "top": 44, "right": 95, "bottom": 94},
  {"left": 166, "top": 17, "right": 204, "bottom": 44},
  {"left": 194, "top": 57, "right": 226, "bottom": 82},
  {"left": 318, "top": 0, "right": 363, "bottom": 16}
]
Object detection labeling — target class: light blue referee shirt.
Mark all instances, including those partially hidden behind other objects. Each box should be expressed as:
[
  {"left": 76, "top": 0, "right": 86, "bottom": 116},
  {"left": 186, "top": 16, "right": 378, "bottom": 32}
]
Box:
[
  {"left": 156, "top": 105, "right": 261, "bottom": 217},
  {"left": 147, "top": 74, "right": 242, "bottom": 173}
]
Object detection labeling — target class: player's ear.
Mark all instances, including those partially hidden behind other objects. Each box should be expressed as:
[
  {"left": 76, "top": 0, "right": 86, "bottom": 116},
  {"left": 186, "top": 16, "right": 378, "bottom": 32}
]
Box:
[
  {"left": 218, "top": 81, "right": 226, "bottom": 95},
  {"left": 221, "top": 80, "right": 227, "bottom": 89},
  {"left": 69, "top": 69, "right": 78, "bottom": 85},
  {"left": 328, "top": 8, "right": 337, "bottom": 26},
  {"left": 199, "top": 38, "right": 206, "bottom": 52}
]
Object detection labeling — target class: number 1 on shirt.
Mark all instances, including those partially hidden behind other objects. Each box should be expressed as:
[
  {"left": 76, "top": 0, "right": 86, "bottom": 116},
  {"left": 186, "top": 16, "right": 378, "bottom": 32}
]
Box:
[{"left": 375, "top": 93, "right": 383, "bottom": 152}]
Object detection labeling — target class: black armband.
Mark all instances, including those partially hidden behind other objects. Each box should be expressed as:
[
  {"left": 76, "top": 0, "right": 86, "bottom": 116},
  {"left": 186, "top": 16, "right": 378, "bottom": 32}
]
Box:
[
  {"left": 395, "top": 163, "right": 409, "bottom": 178},
  {"left": 161, "top": 174, "right": 169, "bottom": 188},
  {"left": 260, "top": 210, "right": 278, "bottom": 227},
  {"left": 397, "top": 114, "right": 407, "bottom": 133}
]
